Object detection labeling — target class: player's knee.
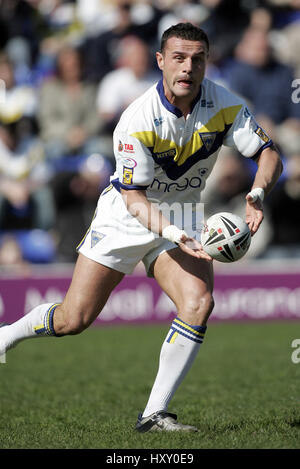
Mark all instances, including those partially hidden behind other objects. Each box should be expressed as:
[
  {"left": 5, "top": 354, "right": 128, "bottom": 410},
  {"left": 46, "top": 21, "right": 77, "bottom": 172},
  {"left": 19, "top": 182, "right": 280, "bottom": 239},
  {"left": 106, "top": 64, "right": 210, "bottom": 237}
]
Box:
[
  {"left": 65, "top": 315, "right": 87, "bottom": 335},
  {"left": 203, "top": 293, "right": 215, "bottom": 319},
  {"left": 183, "top": 291, "right": 214, "bottom": 325},
  {"left": 56, "top": 305, "right": 90, "bottom": 336}
]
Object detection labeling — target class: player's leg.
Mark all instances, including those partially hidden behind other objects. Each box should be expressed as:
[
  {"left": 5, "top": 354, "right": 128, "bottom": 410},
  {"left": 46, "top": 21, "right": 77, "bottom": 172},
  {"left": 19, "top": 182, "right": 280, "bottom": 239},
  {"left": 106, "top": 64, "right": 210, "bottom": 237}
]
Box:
[
  {"left": 136, "top": 247, "right": 214, "bottom": 432},
  {"left": 152, "top": 247, "right": 214, "bottom": 326},
  {"left": 0, "top": 253, "right": 124, "bottom": 354},
  {"left": 53, "top": 253, "right": 124, "bottom": 335}
]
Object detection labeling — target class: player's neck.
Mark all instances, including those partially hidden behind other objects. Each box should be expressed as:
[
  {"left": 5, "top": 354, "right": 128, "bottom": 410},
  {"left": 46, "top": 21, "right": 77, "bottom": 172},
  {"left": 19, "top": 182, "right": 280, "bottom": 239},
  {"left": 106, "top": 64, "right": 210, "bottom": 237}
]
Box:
[
  {"left": 163, "top": 83, "right": 197, "bottom": 119},
  {"left": 172, "top": 97, "right": 192, "bottom": 119}
]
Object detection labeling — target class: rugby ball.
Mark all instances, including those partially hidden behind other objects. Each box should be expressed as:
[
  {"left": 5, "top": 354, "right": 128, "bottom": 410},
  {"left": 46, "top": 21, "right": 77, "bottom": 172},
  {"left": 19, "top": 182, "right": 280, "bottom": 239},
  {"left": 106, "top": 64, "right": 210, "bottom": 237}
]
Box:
[{"left": 200, "top": 212, "right": 251, "bottom": 263}]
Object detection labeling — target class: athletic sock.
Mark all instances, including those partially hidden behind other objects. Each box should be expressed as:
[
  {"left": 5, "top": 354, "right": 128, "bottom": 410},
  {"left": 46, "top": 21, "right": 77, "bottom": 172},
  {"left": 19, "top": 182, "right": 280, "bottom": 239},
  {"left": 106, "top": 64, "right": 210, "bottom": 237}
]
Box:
[
  {"left": 142, "top": 317, "right": 207, "bottom": 418},
  {"left": 0, "top": 303, "right": 60, "bottom": 351}
]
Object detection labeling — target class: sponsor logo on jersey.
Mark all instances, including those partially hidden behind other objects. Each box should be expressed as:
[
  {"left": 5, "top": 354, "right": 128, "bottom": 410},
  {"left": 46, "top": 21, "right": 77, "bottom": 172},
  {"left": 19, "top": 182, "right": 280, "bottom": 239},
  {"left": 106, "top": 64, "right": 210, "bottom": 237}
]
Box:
[
  {"left": 244, "top": 107, "right": 251, "bottom": 118},
  {"left": 122, "top": 167, "right": 134, "bottom": 185},
  {"left": 122, "top": 157, "right": 137, "bottom": 168},
  {"left": 153, "top": 149, "right": 176, "bottom": 159},
  {"left": 255, "top": 126, "right": 270, "bottom": 143},
  {"left": 149, "top": 176, "right": 202, "bottom": 192},
  {"left": 200, "top": 99, "right": 214, "bottom": 108},
  {"left": 118, "top": 141, "right": 135, "bottom": 154},
  {"left": 124, "top": 143, "right": 134, "bottom": 153},
  {"left": 154, "top": 116, "right": 164, "bottom": 127},
  {"left": 198, "top": 168, "right": 208, "bottom": 177}
]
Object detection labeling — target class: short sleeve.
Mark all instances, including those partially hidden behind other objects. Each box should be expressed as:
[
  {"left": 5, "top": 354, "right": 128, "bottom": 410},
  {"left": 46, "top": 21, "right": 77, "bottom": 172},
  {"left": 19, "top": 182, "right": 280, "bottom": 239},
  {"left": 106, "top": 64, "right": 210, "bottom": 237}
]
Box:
[
  {"left": 112, "top": 130, "right": 155, "bottom": 190},
  {"left": 223, "top": 105, "right": 273, "bottom": 159}
]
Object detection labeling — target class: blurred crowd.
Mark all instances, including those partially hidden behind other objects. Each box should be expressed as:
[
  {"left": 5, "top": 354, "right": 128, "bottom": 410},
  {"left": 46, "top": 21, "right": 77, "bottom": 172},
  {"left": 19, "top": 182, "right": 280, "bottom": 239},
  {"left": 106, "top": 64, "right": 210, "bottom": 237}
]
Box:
[{"left": 0, "top": 0, "right": 299, "bottom": 271}]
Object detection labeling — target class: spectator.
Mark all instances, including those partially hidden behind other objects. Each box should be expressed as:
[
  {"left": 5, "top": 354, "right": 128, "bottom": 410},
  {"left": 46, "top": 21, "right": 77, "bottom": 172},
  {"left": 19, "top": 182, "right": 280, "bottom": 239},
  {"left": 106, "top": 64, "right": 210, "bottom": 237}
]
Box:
[
  {"left": 0, "top": 0, "right": 298, "bottom": 265},
  {"left": 0, "top": 233, "right": 30, "bottom": 274},
  {"left": 76, "top": 0, "right": 114, "bottom": 34},
  {"left": 96, "top": 35, "right": 160, "bottom": 133},
  {"left": 0, "top": 53, "right": 50, "bottom": 235},
  {"left": 249, "top": 7, "right": 273, "bottom": 32},
  {"left": 38, "top": 45, "right": 104, "bottom": 162},
  {"left": 227, "top": 27, "right": 300, "bottom": 154},
  {"left": 0, "top": 54, "right": 37, "bottom": 138},
  {"left": 0, "top": 52, "right": 54, "bottom": 259},
  {"left": 81, "top": 0, "right": 161, "bottom": 83},
  {"left": 0, "top": 121, "right": 56, "bottom": 264},
  {"left": 51, "top": 153, "right": 113, "bottom": 262},
  {"left": 198, "top": 0, "right": 252, "bottom": 63},
  {"left": 272, "top": 17, "right": 300, "bottom": 77},
  {"left": 0, "top": 0, "right": 48, "bottom": 65},
  {"left": 0, "top": 122, "right": 55, "bottom": 232},
  {"left": 264, "top": 153, "right": 300, "bottom": 257}
]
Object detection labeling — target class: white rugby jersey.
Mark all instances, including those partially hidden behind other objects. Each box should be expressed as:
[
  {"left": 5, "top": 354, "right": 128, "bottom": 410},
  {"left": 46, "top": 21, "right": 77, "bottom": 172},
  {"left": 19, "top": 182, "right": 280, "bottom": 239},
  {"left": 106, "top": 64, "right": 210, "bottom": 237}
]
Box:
[{"left": 108, "top": 77, "right": 272, "bottom": 206}]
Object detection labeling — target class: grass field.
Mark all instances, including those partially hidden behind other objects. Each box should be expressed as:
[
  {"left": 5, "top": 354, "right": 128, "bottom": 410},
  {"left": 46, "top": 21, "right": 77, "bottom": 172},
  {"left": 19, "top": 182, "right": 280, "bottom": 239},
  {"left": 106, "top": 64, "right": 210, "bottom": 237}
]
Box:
[{"left": 0, "top": 321, "right": 299, "bottom": 450}]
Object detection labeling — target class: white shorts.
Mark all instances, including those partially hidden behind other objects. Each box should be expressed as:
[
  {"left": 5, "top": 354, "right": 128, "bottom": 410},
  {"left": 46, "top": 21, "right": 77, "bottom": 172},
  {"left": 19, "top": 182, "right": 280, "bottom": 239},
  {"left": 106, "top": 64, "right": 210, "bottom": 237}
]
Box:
[{"left": 77, "top": 186, "right": 177, "bottom": 276}]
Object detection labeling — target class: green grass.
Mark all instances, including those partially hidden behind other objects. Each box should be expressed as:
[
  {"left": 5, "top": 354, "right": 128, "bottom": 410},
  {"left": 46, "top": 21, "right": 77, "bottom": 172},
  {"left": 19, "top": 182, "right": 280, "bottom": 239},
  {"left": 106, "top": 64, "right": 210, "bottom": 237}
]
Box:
[{"left": 0, "top": 321, "right": 300, "bottom": 449}]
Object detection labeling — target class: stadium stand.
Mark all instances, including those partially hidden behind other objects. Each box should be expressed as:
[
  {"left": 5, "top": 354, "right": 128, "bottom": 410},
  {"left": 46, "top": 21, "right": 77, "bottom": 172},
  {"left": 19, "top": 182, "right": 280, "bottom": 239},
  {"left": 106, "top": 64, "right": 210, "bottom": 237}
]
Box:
[{"left": 0, "top": 0, "right": 299, "bottom": 268}]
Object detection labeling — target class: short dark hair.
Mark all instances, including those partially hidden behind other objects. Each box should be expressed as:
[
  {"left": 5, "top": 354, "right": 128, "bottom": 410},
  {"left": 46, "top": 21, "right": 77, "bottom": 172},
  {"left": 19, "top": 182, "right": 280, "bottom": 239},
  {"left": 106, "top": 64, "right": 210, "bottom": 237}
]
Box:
[{"left": 160, "top": 22, "right": 209, "bottom": 54}]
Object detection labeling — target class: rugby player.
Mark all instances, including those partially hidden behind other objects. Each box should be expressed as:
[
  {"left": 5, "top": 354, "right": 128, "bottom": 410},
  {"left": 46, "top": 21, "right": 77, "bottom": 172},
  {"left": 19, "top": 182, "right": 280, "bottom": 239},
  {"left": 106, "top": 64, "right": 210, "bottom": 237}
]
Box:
[{"left": 0, "top": 23, "right": 282, "bottom": 432}]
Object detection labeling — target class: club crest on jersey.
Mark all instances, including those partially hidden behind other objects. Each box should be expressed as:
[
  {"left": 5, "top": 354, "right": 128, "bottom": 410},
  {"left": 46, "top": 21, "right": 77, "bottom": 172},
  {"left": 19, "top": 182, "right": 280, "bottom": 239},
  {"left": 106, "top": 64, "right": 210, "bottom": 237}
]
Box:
[
  {"left": 199, "top": 132, "right": 217, "bottom": 152},
  {"left": 122, "top": 167, "right": 133, "bottom": 185},
  {"left": 91, "top": 230, "right": 106, "bottom": 248}
]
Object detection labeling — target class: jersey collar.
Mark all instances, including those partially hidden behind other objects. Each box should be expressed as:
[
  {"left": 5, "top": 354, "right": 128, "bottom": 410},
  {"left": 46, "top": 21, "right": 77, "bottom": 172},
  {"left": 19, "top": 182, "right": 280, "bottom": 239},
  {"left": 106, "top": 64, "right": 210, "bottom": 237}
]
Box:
[{"left": 156, "top": 78, "right": 202, "bottom": 118}]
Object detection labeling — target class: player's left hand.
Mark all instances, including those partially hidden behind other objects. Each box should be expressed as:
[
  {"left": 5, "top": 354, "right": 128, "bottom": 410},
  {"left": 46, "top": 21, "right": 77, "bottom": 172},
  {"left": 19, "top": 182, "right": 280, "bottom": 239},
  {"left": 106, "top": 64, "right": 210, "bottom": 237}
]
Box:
[
  {"left": 245, "top": 195, "right": 264, "bottom": 235},
  {"left": 179, "top": 236, "right": 213, "bottom": 261}
]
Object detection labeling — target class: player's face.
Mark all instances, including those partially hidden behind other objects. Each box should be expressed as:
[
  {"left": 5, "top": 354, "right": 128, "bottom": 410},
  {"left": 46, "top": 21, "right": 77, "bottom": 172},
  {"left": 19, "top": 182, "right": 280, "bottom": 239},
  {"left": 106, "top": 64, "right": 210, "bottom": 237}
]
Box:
[{"left": 156, "top": 37, "right": 208, "bottom": 110}]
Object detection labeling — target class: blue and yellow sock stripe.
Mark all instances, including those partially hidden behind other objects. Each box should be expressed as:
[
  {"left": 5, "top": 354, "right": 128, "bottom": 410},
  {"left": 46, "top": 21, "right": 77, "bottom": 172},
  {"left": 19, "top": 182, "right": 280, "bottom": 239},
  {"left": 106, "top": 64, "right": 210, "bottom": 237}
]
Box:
[
  {"left": 34, "top": 303, "right": 60, "bottom": 336},
  {"left": 45, "top": 303, "right": 60, "bottom": 336},
  {"left": 167, "top": 317, "right": 207, "bottom": 344}
]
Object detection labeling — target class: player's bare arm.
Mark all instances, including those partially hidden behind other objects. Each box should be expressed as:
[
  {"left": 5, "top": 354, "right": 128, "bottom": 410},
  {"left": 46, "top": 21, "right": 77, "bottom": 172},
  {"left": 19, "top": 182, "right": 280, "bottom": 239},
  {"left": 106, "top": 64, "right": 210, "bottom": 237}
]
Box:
[
  {"left": 246, "top": 144, "right": 283, "bottom": 235},
  {"left": 120, "top": 188, "right": 212, "bottom": 261}
]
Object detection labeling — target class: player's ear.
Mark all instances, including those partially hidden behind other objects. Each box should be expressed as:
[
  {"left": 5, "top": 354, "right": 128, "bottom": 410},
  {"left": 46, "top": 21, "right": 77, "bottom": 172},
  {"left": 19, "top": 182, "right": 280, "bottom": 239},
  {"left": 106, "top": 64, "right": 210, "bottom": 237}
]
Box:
[{"left": 156, "top": 51, "right": 164, "bottom": 71}]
